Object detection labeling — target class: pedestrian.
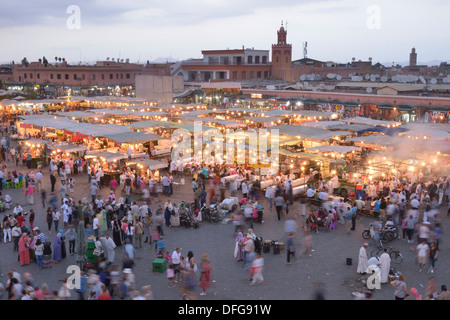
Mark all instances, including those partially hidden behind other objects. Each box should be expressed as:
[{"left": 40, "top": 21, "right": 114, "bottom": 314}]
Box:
[
  {"left": 416, "top": 239, "right": 430, "bottom": 272},
  {"left": 405, "top": 214, "right": 416, "bottom": 243},
  {"left": 167, "top": 263, "right": 175, "bottom": 288},
  {"left": 3, "top": 216, "right": 11, "bottom": 243},
  {"left": 302, "top": 229, "right": 313, "bottom": 257},
  {"left": 428, "top": 241, "right": 439, "bottom": 273},
  {"left": 64, "top": 225, "right": 77, "bottom": 256},
  {"left": 274, "top": 192, "right": 284, "bottom": 221},
  {"left": 286, "top": 232, "right": 295, "bottom": 264},
  {"left": 250, "top": 252, "right": 264, "bottom": 286},
  {"left": 171, "top": 247, "right": 182, "bottom": 283},
  {"left": 199, "top": 253, "right": 213, "bottom": 294},
  {"left": 234, "top": 232, "right": 245, "bottom": 262},
  {"left": 391, "top": 274, "right": 408, "bottom": 300},
  {"left": 18, "top": 232, "right": 31, "bottom": 266},
  {"left": 34, "top": 238, "right": 44, "bottom": 269},
  {"left": 345, "top": 206, "right": 353, "bottom": 234},
  {"left": 50, "top": 171, "right": 56, "bottom": 193},
  {"left": 53, "top": 233, "right": 63, "bottom": 263},
  {"left": 379, "top": 248, "right": 391, "bottom": 284},
  {"left": 52, "top": 208, "right": 60, "bottom": 234},
  {"left": 357, "top": 242, "right": 369, "bottom": 275},
  {"left": 46, "top": 207, "right": 53, "bottom": 235}
]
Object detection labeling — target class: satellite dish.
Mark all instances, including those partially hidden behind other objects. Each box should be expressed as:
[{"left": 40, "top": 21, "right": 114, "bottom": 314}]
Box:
[
  {"left": 419, "top": 76, "right": 426, "bottom": 84},
  {"left": 314, "top": 74, "right": 321, "bottom": 81},
  {"left": 351, "top": 76, "right": 363, "bottom": 82},
  {"left": 303, "top": 81, "right": 309, "bottom": 86},
  {"left": 381, "top": 76, "right": 388, "bottom": 83},
  {"left": 348, "top": 73, "right": 354, "bottom": 77},
  {"left": 366, "top": 87, "right": 373, "bottom": 93},
  {"left": 300, "top": 74, "right": 307, "bottom": 81},
  {"left": 266, "top": 85, "right": 276, "bottom": 90},
  {"left": 430, "top": 78, "right": 437, "bottom": 84},
  {"left": 443, "top": 77, "right": 450, "bottom": 84},
  {"left": 336, "top": 74, "right": 342, "bottom": 81},
  {"left": 327, "top": 73, "right": 336, "bottom": 79},
  {"left": 370, "top": 75, "right": 376, "bottom": 82},
  {"left": 365, "top": 74, "right": 370, "bottom": 80},
  {"left": 312, "top": 87, "right": 317, "bottom": 92}
]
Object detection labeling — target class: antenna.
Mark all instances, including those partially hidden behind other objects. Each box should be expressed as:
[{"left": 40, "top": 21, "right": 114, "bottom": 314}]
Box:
[{"left": 303, "top": 42, "right": 308, "bottom": 59}]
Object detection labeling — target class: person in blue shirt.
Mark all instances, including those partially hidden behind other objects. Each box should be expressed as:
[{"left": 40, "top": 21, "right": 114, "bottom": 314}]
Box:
[{"left": 373, "top": 198, "right": 381, "bottom": 218}]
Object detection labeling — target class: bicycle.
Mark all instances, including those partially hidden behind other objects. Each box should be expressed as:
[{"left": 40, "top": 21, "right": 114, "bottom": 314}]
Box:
[{"left": 370, "top": 241, "right": 403, "bottom": 264}]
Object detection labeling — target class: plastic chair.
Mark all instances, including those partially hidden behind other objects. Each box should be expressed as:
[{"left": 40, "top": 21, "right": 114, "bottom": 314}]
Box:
[{"left": 5, "top": 181, "right": 11, "bottom": 189}]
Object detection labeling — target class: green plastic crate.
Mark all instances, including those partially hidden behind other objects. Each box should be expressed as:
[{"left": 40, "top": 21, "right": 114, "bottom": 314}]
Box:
[{"left": 152, "top": 258, "right": 167, "bottom": 273}]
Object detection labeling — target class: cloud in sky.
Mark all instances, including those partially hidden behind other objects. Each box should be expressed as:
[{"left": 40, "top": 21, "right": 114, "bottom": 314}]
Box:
[{"left": 0, "top": 0, "right": 449, "bottom": 64}]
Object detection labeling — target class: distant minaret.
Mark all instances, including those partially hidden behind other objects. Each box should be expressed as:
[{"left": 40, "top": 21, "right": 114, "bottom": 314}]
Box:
[
  {"left": 409, "top": 47, "right": 417, "bottom": 67},
  {"left": 271, "top": 21, "right": 293, "bottom": 81}
]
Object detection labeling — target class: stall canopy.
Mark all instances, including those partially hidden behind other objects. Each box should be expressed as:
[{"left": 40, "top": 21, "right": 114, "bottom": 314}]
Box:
[
  {"left": 84, "top": 151, "right": 128, "bottom": 162},
  {"left": 126, "top": 158, "right": 168, "bottom": 170},
  {"left": 344, "top": 117, "right": 401, "bottom": 127},
  {"left": 308, "top": 145, "right": 361, "bottom": 153},
  {"left": 270, "top": 124, "right": 353, "bottom": 141},
  {"left": 17, "top": 115, "right": 132, "bottom": 137},
  {"left": 102, "top": 132, "right": 164, "bottom": 144},
  {"left": 49, "top": 143, "right": 86, "bottom": 153}
]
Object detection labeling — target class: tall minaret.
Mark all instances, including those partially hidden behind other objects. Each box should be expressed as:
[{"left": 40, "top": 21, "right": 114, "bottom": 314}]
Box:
[
  {"left": 409, "top": 47, "right": 417, "bottom": 67},
  {"left": 271, "top": 21, "right": 293, "bottom": 82}
]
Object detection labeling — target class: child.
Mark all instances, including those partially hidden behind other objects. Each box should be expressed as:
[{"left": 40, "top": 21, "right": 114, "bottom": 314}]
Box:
[
  {"left": 59, "top": 182, "right": 67, "bottom": 201},
  {"left": 167, "top": 263, "right": 175, "bottom": 288},
  {"left": 164, "top": 251, "right": 172, "bottom": 263},
  {"left": 152, "top": 229, "right": 160, "bottom": 251}
]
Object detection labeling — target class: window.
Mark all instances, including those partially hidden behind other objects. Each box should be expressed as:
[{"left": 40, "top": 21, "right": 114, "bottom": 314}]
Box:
[
  {"left": 82, "top": 74, "right": 85, "bottom": 80},
  {"left": 65, "top": 74, "right": 69, "bottom": 80},
  {"left": 256, "top": 71, "right": 262, "bottom": 78},
  {"left": 241, "top": 71, "right": 247, "bottom": 80},
  {"left": 126, "top": 73, "right": 130, "bottom": 79},
  {"left": 120, "top": 73, "right": 123, "bottom": 79},
  {"left": 232, "top": 71, "right": 238, "bottom": 80},
  {"left": 57, "top": 74, "right": 61, "bottom": 80},
  {"left": 110, "top": 74, "right": 113, "bottom": 80},
  {"left": 262, "top": 56, "right": 267, "bottom": 64},
  {"left": 249, "top": 71, "right": 255, "bottom": 79},
  {"left": 255, "top": 56, "right": 260, "bottom": 64},
  {"left": 30, "top": 73, "right": 33, "bottom": 79},
  {"left": 74, "top": 74, "right": 77, "bottom": 80},
  {"left": 92, "top": 74, "right": 96, "bottom": 80},
  {"left": 264, "top": 71, "right": 269, "bottom": 78},
  {"left": 116, "top": 73, "right": 119, "bottom": 79},
  {"left": 247, "top": 56, "right": 253, "bottom": 64},
  {"left": 24, "top": 73, "right": 27, "bottom": 79},
  {"left": 50, "top": 74, "right": 54, "bottom": 79},
  {"left": 37, "top": 73, "right": 40, "bottom": 79},
  {"left": 102, "top": 74, "right": 105, "bottom": 80}
]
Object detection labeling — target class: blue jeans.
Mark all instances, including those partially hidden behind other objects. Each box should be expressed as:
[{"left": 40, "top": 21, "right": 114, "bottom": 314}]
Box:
[
  {"left": 163, "top": 186, "right": 169, "bottom": 196},
  {"left": 54, "top": 220, "right": 59, "bottom": 233},
  {"left": 35, "top": 254, "right": 43, "bottom": 269}
]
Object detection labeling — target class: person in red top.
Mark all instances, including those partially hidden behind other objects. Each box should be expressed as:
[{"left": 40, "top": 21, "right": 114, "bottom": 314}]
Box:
[
  {"left": 199, "top": 253, "right": 213, "bottom": 296},
  {"left": 97, "top": 284, "right": 112, "bottom": 300}
]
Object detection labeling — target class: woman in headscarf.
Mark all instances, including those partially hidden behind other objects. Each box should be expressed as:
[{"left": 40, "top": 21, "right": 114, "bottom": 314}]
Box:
[
  {"left": 234, "top": 232, "right": 245, "bottom": 262},
  {"left": 53, "top": 233, "right": 63, "bottom": 263},
  {"left": 18, "top": 232, "right": 31, "bottom": 266}
]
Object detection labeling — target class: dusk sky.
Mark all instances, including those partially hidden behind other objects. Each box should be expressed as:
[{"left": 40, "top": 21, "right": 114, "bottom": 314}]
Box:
[{"left": 1, "top": 0, "right": 449, "bottom": 65}]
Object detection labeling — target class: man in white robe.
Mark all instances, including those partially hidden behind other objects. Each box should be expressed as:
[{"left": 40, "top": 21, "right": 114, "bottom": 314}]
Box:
[
  {"left": 357, "top": 243, "right": 369, "bottom": 274},
  {"left": 379, "top": 248, "right": 391, "bottom": 284},
  {"left": 101, "top": 234, "right": 117, "bottom": 263}
]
